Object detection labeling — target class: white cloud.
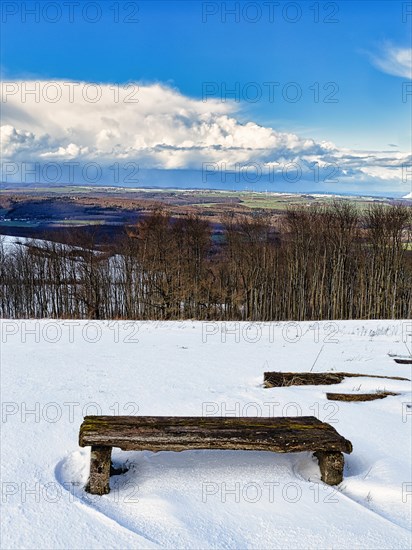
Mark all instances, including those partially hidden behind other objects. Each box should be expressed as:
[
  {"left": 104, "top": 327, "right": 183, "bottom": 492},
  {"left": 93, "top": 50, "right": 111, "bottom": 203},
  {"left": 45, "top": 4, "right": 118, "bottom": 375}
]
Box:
[
  {"left": 0, "top": 80, "right": 410, "bottom": 191},
  {"left": 39, "top": 143, "right": 89, "bottom": 158},
  {"left": 369, "top": 44, "right": 412, "bottom": 79},
  {"left": 0, "top": 81, "right": 326, "bottom": 166}
]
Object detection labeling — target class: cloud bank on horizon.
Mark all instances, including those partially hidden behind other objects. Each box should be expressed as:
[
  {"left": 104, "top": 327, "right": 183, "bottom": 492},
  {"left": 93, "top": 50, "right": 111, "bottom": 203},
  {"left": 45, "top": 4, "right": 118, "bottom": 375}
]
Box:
[{"left": 1, "top": 80, "right": 411, "bottom": 195}]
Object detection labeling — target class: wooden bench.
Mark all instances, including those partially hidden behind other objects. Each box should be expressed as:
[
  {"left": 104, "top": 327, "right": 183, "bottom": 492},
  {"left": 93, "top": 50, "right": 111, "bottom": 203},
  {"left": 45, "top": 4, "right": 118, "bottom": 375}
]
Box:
[{"left": 79, "top": 416, "right": 353, "bottom": 495}]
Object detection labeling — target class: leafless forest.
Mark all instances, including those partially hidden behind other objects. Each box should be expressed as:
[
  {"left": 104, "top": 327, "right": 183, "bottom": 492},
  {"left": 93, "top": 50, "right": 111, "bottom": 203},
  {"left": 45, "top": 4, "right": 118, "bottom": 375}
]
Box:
[{"left": 1, "top": 202, "right": 411, "bottom": 321}]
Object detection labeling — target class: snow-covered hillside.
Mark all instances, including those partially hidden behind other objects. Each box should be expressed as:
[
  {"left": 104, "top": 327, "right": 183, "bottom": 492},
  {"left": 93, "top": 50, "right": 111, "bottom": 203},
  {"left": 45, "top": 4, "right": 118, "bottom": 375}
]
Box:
[{"left": 1, "top": 320, "right": 411, "bottom": 549}]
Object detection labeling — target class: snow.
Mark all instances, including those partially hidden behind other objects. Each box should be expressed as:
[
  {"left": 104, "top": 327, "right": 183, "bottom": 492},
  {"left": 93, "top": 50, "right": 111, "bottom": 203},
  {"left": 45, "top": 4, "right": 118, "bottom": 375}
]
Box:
[
  {"left": 1, "top": 319, "right": 411, "bottom": 549},
  {"left": 0, "top": 235, "right": 50, "bottom": 252},
  {"left": 403, "top": 192, "right": 412, "bottom": 199}
]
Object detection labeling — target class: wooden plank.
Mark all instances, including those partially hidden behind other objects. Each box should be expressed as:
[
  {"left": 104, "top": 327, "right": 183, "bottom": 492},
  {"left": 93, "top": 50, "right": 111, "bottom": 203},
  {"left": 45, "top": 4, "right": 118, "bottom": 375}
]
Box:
[
  {"left": 79, "top": 415, "right": 353, "bottom": 454},
  {"left": 326, "top": 391, "right": 399, "bottom": 402},
  {"left": 264, "top": 371, "right": 409, "bottom": 388}
]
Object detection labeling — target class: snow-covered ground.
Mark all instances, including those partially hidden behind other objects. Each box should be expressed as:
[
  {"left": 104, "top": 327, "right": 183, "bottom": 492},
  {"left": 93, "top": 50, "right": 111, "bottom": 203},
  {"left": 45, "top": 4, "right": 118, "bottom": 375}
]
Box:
[{"left": 1, "top": 319, "right": 411, "bottom": 549}]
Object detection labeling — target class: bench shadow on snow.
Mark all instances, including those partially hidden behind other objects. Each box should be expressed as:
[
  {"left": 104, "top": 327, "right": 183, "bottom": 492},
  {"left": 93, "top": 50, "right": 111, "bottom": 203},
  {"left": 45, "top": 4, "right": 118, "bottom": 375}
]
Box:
[
  {"left": 56, "top": 447, "right": 326, "bottom": 493},
  {"left": 53, "top": 448, "right": 393, "bottom": 545},
  {"left": 55, "top": 448, "right": 328, "bottom": 520}
]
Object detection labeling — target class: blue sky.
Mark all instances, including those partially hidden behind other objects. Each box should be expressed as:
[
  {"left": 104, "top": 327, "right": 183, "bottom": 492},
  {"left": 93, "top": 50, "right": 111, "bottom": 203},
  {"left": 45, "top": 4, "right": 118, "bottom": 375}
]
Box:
[{"left": 1, "top": 1, "right": 411, "bottom": 195}]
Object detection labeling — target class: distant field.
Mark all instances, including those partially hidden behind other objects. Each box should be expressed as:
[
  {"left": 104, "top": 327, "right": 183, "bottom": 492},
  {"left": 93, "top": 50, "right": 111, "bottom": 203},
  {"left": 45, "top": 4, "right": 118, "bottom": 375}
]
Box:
[{"left": 0, "top": 186, "right": 409, "bottom": 242}]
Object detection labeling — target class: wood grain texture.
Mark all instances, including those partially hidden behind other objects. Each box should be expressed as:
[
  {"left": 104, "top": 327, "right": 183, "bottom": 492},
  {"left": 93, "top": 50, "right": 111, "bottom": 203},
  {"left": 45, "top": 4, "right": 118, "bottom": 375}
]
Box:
[
  {"left": 263, "top": 371, "right": 409, "bottom": 388},
  {"left": 79, "top": 415, "right": 353, "bottom": 454},
  {"left": 86, "top": 446, "right": 111, "bottom": 495}
]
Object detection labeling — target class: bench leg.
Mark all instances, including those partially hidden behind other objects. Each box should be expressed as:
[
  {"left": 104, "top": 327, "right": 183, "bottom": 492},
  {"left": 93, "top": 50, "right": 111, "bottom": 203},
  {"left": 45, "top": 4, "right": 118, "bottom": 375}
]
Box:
[
  {"left": 86, "top": 446, "right": 112, "bottom": 495},
  {"left": 314, "top": 451, "right": 344, "bottom": 485}
]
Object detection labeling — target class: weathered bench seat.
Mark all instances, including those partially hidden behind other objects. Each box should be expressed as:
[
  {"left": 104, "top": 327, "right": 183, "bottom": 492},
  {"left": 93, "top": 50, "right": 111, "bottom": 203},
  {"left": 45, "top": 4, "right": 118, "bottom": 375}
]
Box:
[{"left": 79, "top": 415, "right": 353, "bottom": 494}]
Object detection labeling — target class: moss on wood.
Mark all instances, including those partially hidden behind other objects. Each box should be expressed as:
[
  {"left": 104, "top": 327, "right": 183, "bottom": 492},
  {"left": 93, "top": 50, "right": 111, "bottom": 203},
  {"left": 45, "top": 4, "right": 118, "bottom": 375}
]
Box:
[{"left": 79, "top": 415, "right": 353, "bottom": 454}]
